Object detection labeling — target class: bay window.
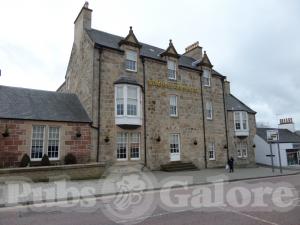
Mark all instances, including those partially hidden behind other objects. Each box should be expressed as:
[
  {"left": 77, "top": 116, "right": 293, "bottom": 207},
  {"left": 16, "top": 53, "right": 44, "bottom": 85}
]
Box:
[
  {"left": 234, "top": 111, "right": 249, "bottom": 136},
  {"left": 115, "top": 84, "right": 142, "bottom": 126}
]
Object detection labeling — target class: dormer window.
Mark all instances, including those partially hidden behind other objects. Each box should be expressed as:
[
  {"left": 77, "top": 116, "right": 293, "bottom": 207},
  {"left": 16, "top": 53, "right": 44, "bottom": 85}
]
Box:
[
  {"left": 167, "top": 60, "right": 176, "bottom": 80},
  {"left": 125, "top": 50, "right": 137, "bottom": 72},
  {"left": 203, "top": 69, "right": 211, "bottom": 87}
]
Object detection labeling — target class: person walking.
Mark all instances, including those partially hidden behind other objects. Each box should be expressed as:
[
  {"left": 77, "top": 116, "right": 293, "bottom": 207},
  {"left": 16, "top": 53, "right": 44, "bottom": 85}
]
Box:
[{"left": 228, "top": 157, "right": 234, "bottom": 173}]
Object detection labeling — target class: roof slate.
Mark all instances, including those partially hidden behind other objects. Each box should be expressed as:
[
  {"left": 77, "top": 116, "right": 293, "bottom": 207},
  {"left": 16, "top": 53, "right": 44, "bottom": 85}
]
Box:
[
  {"left": 86, "top": 29, "right": 224, "bottom": 77},
  {"left": 0, "top": 85, "right": 91, "bottom": 123},
  {"left": 226, "top": 94, "right": 256, "bottom": 114},
  {"left": 256, "top": 128, "right": 300, "bottom": 143}
]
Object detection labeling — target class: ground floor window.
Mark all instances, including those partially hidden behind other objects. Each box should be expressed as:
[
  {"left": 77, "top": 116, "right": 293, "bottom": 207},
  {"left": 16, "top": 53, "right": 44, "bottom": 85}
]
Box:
[
  {"left": 31, "top": 125, "right": 45, "bottom": 159},
  {"left": 31, "top": 125, "right": 60, "bottom": 160},
  {"left": 208, "top": 143, "right": 215, "bottom": 160},
  {"left": 286, "top": 149, "right": 300, "bottom": 165},
  {"left": 117, "top": 132, "right": 140, "bottom": 160},
  {"left": 48, "top": 127, "right": 60, "bottom": 159},
  {"left": 237, "top": 142, "right": 247, "bottom": 158}
]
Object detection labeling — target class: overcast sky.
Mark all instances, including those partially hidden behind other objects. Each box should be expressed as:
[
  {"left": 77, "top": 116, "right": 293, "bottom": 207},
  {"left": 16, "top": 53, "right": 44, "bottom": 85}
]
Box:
[{"left": 0, "top": 0, "right": 300, "bottom": 128}]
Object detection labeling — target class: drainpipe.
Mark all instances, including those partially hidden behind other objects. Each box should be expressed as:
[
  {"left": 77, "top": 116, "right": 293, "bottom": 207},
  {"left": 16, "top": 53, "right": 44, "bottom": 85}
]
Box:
[
  {"left": 199, "top": 71, "right": 207, "bottom": 168},
  {"left": 96, "top": 48, "right": 103, "bottom": 162},
  {"left": 141, "top": 57, "right": 147, "bottom": 168},
  {"left": 221, "top": 79, "right": 229, "bottom": 161}
]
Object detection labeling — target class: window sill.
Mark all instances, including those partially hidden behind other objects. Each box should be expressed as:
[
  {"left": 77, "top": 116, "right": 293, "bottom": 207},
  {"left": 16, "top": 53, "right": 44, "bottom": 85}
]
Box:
[
  {"left": 170, "top": 115, "right": 178, "bottom": 118},
  {"left": 235, "top": 130, "right": 249, "bottom": 137},
  {"left": 126, "top": 69, "right": 137, "bottom": 73},
  {"left": 209, "top": 158, "right": 216, "bottom": 161},
  {"left": 206, "top": 118, "right": 213, "bottom": 120}
]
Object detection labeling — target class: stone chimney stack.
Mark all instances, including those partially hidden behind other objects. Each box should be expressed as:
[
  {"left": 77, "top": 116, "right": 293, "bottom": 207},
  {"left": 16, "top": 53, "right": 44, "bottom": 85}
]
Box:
[
  {"left": 183, "top": 41, "right": 203, "bottom": 60},
  {"left": 278, "top": 118, "right": 295, "bottom": 132},
  {"left": 224, "top": 80, "right": 231, "bottom": 95},
  {"left": 74, "top": 2, "right": 92, "bottom": 46}
]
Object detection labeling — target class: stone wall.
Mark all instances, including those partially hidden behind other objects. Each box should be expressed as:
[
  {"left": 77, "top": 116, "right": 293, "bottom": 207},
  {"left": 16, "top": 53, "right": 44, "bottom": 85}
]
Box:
[
  {"left": 227, "top": 112, "right": 256, "bottom": 167},
  {"left": 0, "top": 119, "right": 91, "bottom": 168},
  {"left": 0, "top": 163, "right": 105, "bottom": 182}
]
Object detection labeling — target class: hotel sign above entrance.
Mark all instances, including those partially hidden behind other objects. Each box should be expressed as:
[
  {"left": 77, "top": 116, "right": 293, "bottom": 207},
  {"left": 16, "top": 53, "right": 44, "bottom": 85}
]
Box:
[{"left": 148, "top": 80, "right": 200, "bottom": 93}]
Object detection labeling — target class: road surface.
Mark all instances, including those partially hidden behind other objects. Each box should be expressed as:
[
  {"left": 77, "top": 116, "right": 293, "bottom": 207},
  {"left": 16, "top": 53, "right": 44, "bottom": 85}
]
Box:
[{"left": 0, "top": 174, "right": 300, "bottom": 225}]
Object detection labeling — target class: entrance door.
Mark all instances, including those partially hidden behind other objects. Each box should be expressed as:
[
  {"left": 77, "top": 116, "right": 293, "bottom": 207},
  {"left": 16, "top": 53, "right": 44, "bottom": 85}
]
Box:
[
  {"left": 297, "top": 151, "right": 300, "bottom": 165},
  {"left": 170, "top": 134, "right": 180, "bottom": 161}
]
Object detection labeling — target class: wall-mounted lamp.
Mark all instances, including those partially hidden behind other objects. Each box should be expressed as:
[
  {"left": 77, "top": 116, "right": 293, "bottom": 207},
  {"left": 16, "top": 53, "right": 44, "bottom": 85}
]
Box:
[{"left": 104, "top": 136, "right": 110, "bottom": 143}]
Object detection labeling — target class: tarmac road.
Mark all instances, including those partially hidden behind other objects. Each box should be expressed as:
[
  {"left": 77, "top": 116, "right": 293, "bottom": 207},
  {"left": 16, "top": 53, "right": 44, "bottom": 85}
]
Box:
[{"left": 0, "top": 174, "right": 300, "bottom": 225}]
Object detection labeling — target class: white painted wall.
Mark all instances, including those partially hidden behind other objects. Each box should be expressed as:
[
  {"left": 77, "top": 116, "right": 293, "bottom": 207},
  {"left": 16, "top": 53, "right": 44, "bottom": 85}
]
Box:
[{"left": 254, "top": 135, "right": 292, "bottom": 167}]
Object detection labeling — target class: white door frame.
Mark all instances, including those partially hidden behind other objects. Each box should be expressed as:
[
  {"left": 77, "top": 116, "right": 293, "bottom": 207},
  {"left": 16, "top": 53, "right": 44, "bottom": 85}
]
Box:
[{"left": 170, "top": 134, "right": 181, "bottom": 161}]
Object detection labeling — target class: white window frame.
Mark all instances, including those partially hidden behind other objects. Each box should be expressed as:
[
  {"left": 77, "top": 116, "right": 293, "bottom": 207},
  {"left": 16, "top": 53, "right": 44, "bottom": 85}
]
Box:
[
  {"left": 117, "top": 132, "right": 128, "bottom": 161},
  {"left": 30, "top": 126, "right": 60, "bottom": 161},
  {"left": 125, "top": 50, "right": 137, "bottom": 72},
  {"left": 206, "top": 101, "right": 213, "bottom": 120},
  {"left": 203, "top": 69, "right": 211, "bottom": 87},
  {"left": 170, "top": 133, "right": 180, "bottom": 154},
  {"left": 237, "top": 142, "right": 248, "bottom": 158},
  {"left": 167, "top": 60, "right": 177, "bottom": 80},
  {"left": 169, "top": 95, "right": 178, "bottom": 117},
  {"left": 115, "top": 85, "right": 141, "bottom": 118},
  {"left": 234, "top": 111, "right": 249, "bottom": 131},
  {"left": 116, "top": 132, "right": 141, "bottom": 161},
  {"left": 208, "top": 143, "right": 215, "bottom": 160},
  {"left": 47, "top": 127, "right": 60, "bottom": 160},
  {"left": 130, "top": 133, "right": 140, "bottom": 160},
  {"left": 30, "top": 125, "right": 45, "bottom": 161}
]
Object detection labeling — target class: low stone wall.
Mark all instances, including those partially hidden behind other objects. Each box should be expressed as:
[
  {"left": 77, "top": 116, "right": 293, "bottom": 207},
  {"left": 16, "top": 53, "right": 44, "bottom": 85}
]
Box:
[{"left": 0, "top": 163, "right": 106, "bottom": 182}]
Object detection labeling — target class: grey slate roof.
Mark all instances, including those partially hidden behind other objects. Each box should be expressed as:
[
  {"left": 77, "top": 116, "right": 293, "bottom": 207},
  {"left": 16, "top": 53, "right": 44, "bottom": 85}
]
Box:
[
  {"left": 256, "top": 128, "right": 300, "bottom": 143},
  {"left": 0, "top": 85, "right": 91, "bottom": 123},
  {"left": 226, "top": 94, "right": 256, "bottom": 114},
  {"left": 86, "top": 29, "right": 224, "bottom": 77}
]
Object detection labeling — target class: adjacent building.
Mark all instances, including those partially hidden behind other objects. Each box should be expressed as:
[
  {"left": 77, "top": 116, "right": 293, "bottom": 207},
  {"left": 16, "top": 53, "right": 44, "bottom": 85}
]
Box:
[
  {"left": 0, "top": 86, "right": 91, "bottom": 167},
  {"left": 254, "top": 118, "right": 300, "bottom": 167}
]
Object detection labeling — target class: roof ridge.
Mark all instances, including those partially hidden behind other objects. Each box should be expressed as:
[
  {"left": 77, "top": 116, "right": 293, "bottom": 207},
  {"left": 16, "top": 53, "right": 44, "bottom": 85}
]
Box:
[
  {"left": 88, "top": 28, "right": 198, "bottom": 61},
  {"left": 0, "top": 85, "right": 76, "bottom": 96}
]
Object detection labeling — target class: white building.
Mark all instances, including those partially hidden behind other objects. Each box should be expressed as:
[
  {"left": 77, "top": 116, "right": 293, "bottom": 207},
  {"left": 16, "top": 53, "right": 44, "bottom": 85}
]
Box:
[{"left": 254, "top": 118, "right": 300, "bottom": 167}]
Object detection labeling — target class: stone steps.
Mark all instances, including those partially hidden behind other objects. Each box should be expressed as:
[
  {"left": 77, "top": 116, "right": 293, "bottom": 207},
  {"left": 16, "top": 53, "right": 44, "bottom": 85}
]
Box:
[{"left": 161, "top": 161, "right": 198, "bottom": 172}]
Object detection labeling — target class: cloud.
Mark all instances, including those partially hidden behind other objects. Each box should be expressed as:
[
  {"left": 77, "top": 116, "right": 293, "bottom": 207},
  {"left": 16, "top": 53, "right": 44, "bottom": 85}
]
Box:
[{"left": 0, "top": 0, "right": 300, "bottom": 128}]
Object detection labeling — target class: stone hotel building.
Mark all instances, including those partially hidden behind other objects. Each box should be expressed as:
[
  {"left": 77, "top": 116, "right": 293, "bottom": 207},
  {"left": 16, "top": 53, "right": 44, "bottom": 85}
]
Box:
[{"left": 0, "top": 3, "right": 256, "bottom": 170}]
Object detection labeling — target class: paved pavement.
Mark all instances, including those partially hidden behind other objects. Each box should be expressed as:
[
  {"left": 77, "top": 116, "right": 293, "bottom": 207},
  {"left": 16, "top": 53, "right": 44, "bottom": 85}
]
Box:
[
  {"left": 0, "top": 166, "right": 298, "bottom": 206},
  {"left": 0, "top": 174, "right": 300, "bottom": 225}
]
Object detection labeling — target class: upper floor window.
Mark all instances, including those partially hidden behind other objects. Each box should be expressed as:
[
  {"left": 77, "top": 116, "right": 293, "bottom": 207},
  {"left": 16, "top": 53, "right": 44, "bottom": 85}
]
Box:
[
  {"left": 234, "top": 111, "right": 248, "bottom": 131},
  {"left": 206, "top": 101, "right": 213, "bottom": 120},
  {"left": 167, "top": 60, "right": 176, "bottom": 80},
  {"left": 125, "top": 50, "right": 137, "bottom": 72},
  {"left": 170, "top": 95, "right": 178, "bottom": 117},
  {"left": 203, "top": 69, "right": 211, "bottom": 87},
  {"left": 208, "top": 142, "right": 215, "bottom": 160},
  {"left": 115, "top": 84, "right": 141, "bottom": 118}
]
